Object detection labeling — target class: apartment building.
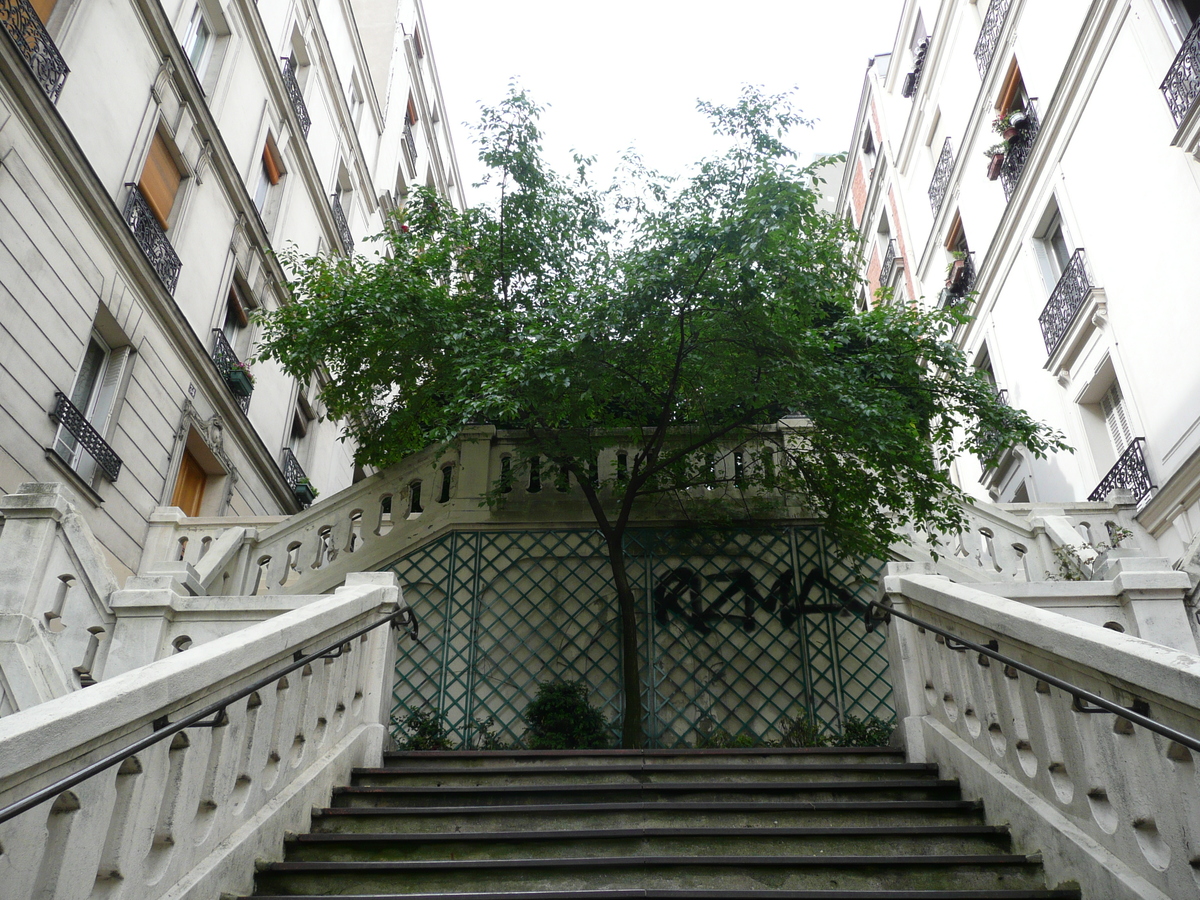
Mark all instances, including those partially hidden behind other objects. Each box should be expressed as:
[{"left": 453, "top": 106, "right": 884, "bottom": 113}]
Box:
[
  {"left": 0, "top": 0, "right": 464, "bottom": 579},
  {"left": 837, "top": 0, "right": 1200, "bottom": 563}
]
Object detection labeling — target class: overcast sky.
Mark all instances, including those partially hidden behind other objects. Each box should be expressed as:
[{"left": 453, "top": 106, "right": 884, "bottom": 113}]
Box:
[{"left": 420, "top": 1, "right": 904, "bottom": 205}]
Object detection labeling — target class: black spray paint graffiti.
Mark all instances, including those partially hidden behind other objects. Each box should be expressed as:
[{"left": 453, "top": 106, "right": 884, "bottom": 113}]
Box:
[{"left": 653, "top": 565, "right": 869, "bottom": 635}]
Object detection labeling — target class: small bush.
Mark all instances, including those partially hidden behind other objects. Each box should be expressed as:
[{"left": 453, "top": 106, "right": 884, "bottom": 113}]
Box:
[
  {"left": 776, "top": 711, "right": 829, "bottom": 748},
  {"left": 523, "top": 681, "right": 610, "bottom": 750},
  {"left": 392, "top": 706, "right": 453, "bottom": 750},
  {"left": 471, "top": 715, "right": 512, "bottom": 750},
  {"left": 696, "top": 728, "right": 758, "bottom": 749},
  {"left": 835, "top": 715, "right": 893, "bottom": 747}
]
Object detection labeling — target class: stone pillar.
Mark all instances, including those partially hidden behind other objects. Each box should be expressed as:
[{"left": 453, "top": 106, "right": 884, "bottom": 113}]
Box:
[
  {"left": 1100, "top": 554, "right": 1198, "bottom": 653},
  {"left": 880, "top": 562, "right": 940, "bottom": 762}
]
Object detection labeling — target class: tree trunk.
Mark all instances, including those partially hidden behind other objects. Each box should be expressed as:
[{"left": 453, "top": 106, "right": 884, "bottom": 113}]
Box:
[{"left": 604, "top": 530, "right": 645, "bottom": 748}]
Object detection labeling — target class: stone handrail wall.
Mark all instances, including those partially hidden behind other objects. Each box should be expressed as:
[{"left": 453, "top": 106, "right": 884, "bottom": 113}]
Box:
[
  {"left": 0, "top": 573, "right": 402, "bottom": 900},
  {"left": 883, "top": 568, "right": 1200, "bottom": 900}
]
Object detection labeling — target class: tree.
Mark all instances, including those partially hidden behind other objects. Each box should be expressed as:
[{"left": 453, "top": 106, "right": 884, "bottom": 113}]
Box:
[{"left": 257, "top": 88, "right": 1067, "bottom": 748}]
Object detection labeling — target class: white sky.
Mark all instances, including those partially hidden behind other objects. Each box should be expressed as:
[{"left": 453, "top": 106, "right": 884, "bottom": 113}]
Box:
[{"left": 421, "top": 1, "right": 905, "bottom": 205}]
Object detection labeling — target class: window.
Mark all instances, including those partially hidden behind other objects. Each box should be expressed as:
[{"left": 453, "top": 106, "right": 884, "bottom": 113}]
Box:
[
  {"left": 29, "top": 0, "right": 58, "bottom": 25},
  {"left": 222, "top": 280, "right": 250, "bottom": 354},
  {"left": 997, "top": 60, "right": 1030, "bottom": 121},
  {"left": 1100, "top": 381, "right": 1134, "bottom": 457},
  {"left": 412, "top": 27, "right": 425, "bottom": 59},
  {"left": 139, "top": 131, "right": 183, "bottom": 230},
  {"left": 1035, "top": 204, "right": 1073, "bottom": 289},
  {"left": 901, "top": 12, "right": 929, "bottom": 98},
  {"left": 347, "top": 73, "right": 363, "bottom": 128},
  {"left": 1167, "top": 0, "right": 1200, "bottom": 35},
  {"left": 53, "top": 329, "right": 132, "bottom": 483},
  {"left": 253, "top": 140, "right": 282, "bottom": 213},
  {"left": 183, "top": 5, "right": 214, "bottom": 81}
]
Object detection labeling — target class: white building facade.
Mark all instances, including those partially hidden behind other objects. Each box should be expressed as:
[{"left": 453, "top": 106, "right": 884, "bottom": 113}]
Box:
[
  {"left": 0, "top": 0, "right": 463, "bottom": 580},
  {"left": 837, "top": 0, "right": 1200, "bottom": 565}
]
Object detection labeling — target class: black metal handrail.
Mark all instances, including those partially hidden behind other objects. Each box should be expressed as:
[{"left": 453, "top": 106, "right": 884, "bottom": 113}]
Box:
[
  {"left": 973, "top": 0, "right": 1013, "bottom": 78},
  {"left": 210, "top": 329, "right": 251, "bottom": 413},
  {"left": 280, "top": 57, "right": 311, "bottom": 137},
  {"left": 1000, "top": 101, "right": 1040, "bottom": 201},
  {"left": 123, "top": 183, "right": 181, "bottom": 293},
  {"left": 879, "top": 239, "right": 899, "bottom": 288},
  {"left": 50, "top": 391, "right": 122, "bottom": 481},
  {"left": 928, "top": 138, "right": 954, "bottom": 215},
  {"left": 1038, "top": 248, "right": 1092, "bottom": 356},
  {"left": 1161, "top": 18, "right": 1200, "bottom": 126},
  {"left": 858, "top": 596, "right": 1200, "bottom": 754},
  {"left": 330, "top": 193, "right": 353, "bottom": 254},
  {"left": 1089, "top": 437, "right": 1154, "bottom": 505},
  {"left": 0, "top": 605, "right": 418, "bottom": 826},
  {"left": 0, "top": 0, "right": 68, "bottom": 103}
]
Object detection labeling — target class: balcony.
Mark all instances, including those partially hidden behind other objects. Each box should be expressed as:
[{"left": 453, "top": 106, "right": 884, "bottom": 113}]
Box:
[
  {"left": 999, "top": 102, "right": 1040, "bottom": 201},
  {"left": 942, "top": 251, "right": 976, "bottom": 306},
  {"left": 928, "top": 138, "right": 954, "bottom": 215},
  {"left": 330, "top": 193, "right": 353, "bottom": 254},
  {"left": 50, "top": 391, "right": 122, "bottom": 481},
  {"left": 282, "top": 447, "right": 316, "bottom": 507},
  {"left": 123, "top": 183, "right": 181, "bottom": 293},
  {"left": 403, "top": 117, "right": 418, "bottom": 162},
  {"left": 1037, "top": 249, "right": 1092, "bottom": 356},
  {"left": 879, "top": 239, "right": 899, "bottom": 288},
  {"left": 1089, "top": 438, "right": 1154, "bottom": 506},
  {"left": 0, "top": 0, "right": 68, "bottom": 103},
  {"left": 973, "top": 0, "right": 1013, "bottom": 78},
  {"left": 979, "top": 388, "right": 1009, "bottom": 468},
  {"left": 210, "top": 329, "right": 252, "bottom": 413},
  {"left": 901, "top": 38, "right": 929, "bottom": 99},
  {"left": 280, "top": 57, "right": 311, "bottom": 138}
]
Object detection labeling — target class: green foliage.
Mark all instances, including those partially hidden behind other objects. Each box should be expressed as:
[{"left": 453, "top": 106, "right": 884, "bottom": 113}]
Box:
[
  {"left": 523, "top": 681, "right": 611, "bottom": 750},
  {"left": 776, "top": 710, "right": 830, "bottom": 748},
  {"left": 1048, "top": 524, "right": 1134, "bottom": 581},
  {"left": 470, "top": 715, "right": 512, "bottom": 751},
  {"left": 836, "top": 715, "right": 893, "bottom": 748},
  {"left": 695, "top": 728, "right": 759, "bottom": 749},
  {"left": 392, "top": 706, "right": 453, "bottom": 751}
]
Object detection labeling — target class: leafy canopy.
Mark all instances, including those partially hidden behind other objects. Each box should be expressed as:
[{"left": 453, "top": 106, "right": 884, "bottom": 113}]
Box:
[{"left": 257, "top": 87, "right": 1066, "bottom": 563}]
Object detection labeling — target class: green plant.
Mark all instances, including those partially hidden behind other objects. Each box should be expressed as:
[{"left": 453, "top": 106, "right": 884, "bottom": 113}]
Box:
[
  {"left": 523, "top": 681, "right": 611, "bottom": 750},
  {"left": 392, "top": 705, "right": 453, "bottom": 750},
  {"left": 982, "top": 142, "right": 1007, "bottom": 158},
  {"left": 1048, "top": 524, "right": 1135, "bottom": 581},
  {"left": 835, "top": 715, "right": 893, "bottom": 747},
  {"left": 774, "top": 710, "right": 829, "bottom": 748},
  {"left": 696, "top": 727, "right": 759, "bottom": 749},
  {"left": 470, "top": 715, "right": 511, "bottom": 750}
]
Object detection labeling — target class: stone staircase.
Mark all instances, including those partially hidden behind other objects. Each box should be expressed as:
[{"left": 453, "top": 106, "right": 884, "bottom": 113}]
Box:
[{"left": 248, "top": 748, "right": 1080, "bottom": 899}]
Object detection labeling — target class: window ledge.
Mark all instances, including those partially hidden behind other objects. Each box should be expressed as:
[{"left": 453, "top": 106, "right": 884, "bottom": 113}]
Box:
[
  {"left": 42, "top": 448, "right": 105, "bottom": 508},
  {"left": 1043, "top": 287, "right": 1107, "bottom": 376}
]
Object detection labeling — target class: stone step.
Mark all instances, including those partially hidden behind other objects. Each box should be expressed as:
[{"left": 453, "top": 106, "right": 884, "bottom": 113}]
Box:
[
  {"left": 253, "top": 854, "right": 1051, "bottom": 895},
  {"left": 381, "top": 749, "right": 907, "bottom": 768},
  {"left": 253, "top": 893, "right": 1079, "bottom": 899},
  {"left": 284, "top": 825, "right": 1013, "bottom": 862},
  {"left": 353, "top": 762, "right": 940, "bottom": 788},
  {"left": 330, "top": 780, "right": 963, "bottom": 808},
  {"left": 312, "top": 799, "right": 988, "bottom": 834}
]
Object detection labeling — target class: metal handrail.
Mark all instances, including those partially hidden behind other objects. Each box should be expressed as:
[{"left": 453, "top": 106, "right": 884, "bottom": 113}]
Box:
[
  {"left": 860, "top": 595, "right": 1200, "bottom": 753},
  {"left": 0, "top": 605, "right": 418, "bottom": 825}
]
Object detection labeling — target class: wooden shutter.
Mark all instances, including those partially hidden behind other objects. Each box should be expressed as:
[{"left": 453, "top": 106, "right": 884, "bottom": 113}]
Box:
[
  {"left": 170, "top": 449, "right": 207, "bottom": 517},
  {"left": 139, "top": 132, "right": 183, "bottom": 229},
  {"left": 1101, "top": 382, "right": 1133, "bottom": 455},
  {"left": 263, "top": 144, "right": 281, "bottom": 185},
  {"left": 30, "top": 0, "right": 57, "bottom": 24}
]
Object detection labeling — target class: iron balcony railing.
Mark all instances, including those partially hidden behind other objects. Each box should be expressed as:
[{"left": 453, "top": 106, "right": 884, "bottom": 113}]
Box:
[
  {"left": 210, "top": 329, "right": 251, "bottom": 413},
  {"left": 1161, "top": 19, "right": 1200, "bottom": 126},
  {"left": 403, "top": 116, "right": 418, "bottom": 161},
  {"left": 0, "top": 0, "right": 68, "bottom": 103},
  {"left": 973, "top": 0, "right": 1013, "bottom": 78},
  {"left": 50, "top": 391, "right": 122, "bottom": 481},
  {"left": 123, "top": 183, "right": 181, "bottom": 293},
  {"left": 928, "top": 137, "right": 954, "bottom": 215},
  {"left": 282, "top": 446, "right": 314, "bottom": 507},
  {"left": 943, "top": 251, "right": 976, "bottom": 306},
  {"left": 330, "top": 193, "right": 353, "bottom": 254},
  {"left": 0, "top": 605, "right": 418, "bottom": 826},
  {"left": 901, "top": 38, "right": 929, "bottom": 99},
  {"left": 280, "top": 57, "right": 311, "bottom": 138},
  {"left": 879, "top": 239, "right": 899, "bottom": 288},
  {"left": 1089, "top": 437, "right": 1154, "bottom": 505},
  {"left": 1038, "top": 248, "right": 1092, "bottom": 356},
  {"left": 979, "top": 387, "right": 1009, "bottom": 467},
  {"left": 1000, "top": 101, "right": 1040, "bottom": 201}
]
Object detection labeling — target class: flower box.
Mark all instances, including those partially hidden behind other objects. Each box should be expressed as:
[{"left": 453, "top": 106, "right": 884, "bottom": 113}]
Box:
[
  {"left": 986, "top": 152, "right": 1005, "bottom": 181},
  {"left": 293, "top": 482, "right": 317, "bottom": 506},
  {"left": 225, "top": 369, "right": 254, "bottom": 397}
]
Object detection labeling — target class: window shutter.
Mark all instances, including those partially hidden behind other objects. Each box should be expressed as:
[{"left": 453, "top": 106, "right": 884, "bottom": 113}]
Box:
[
  {"left": 30, "top": 0, "right": 58, "bottom": 24},
  {"left": 263, "top": 145, "right": 280, "bottom": 185},
  {"left": 1100, "top": 382, "right": 1133, "bottom": 454},
  {"left": 139, "top": 133, "right": 183, "bottom": 229}
]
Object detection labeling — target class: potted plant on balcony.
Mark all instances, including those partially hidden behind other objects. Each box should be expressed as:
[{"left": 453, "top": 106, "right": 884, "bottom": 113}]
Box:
[
  {"left": 293, "top": 476, "right": 318, "bottom": 506},
  {"left": 983, "top": 142, "right": 1007, "bottom": 181},
  {"left": 946, "top": 250, "right": 968, "bottom": 290},
  {"left": 993, "top": 110, "right": 1025, "bottom": 141},
  {"left": 225, "top": 360, "right": 254, "bottom": 397}
]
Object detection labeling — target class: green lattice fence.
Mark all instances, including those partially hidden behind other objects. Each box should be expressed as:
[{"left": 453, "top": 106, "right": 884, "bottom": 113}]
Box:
[{"left": 385, "top": 527, "right": 891, "bottom": 748}]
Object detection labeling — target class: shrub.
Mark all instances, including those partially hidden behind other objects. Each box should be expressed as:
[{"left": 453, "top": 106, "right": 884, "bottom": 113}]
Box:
[
  {"left": 392, "top": 705, "right": 453, "bottom": 750},
  {"left": 523, "top": 681, "right": 610, "bottom": 750},
  {"left": 471, "top": 715, "right": 512, "bottom": 750},
  {"left": 696, "top": 728, "right": 758, "bottom": 749},
  {"left": 777, "top": 711, "right": 829, "bottom": 748},
  {"left": 836, "top": 715, "right": 893, "bottom": 747}
]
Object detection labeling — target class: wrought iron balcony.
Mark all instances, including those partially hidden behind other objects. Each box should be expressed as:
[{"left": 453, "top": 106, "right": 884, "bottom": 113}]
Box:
[
  {"left": 1037, "top": 248, "right": 1092, "bottom": 356},
  {"left": 123, "top": 183, "right": 181, "bottom": 293},
  {"left": 280, "top": 57, "right": 311, "bottom": 138},
  {"left": 50, "top": 391, "right": 122, "bottom": 481},
  {"left": 879, "top": 239, "right": 899, "bottom": 288},
  {"left": 1000, "top": 102, "right": 1040, "bottom": 201},
  {"left": 901, "top": 38, "right": 929, "bottom": 99},
  {"left": 282, "top": 447, "right": 315, "bottom": 507},
  {"left": 979, "top": 387, "right": 1009, "bottom": 466},
  {"left": 0, "top": 0, "right": 68, "bottom": 103},
  {"left": 1161, "top": 19, "right": 1200, "bottom": 126},
  {"left": 330, "top": 193, "right": 353, "bottom": 254},
  {"left": 210, "top": 329, "right": 252, "bottom": 413},
  {"left": 928, "top": 137, "right": 954, "bottom": 215},
  {"left": 943, "top": 252, "right": 976, "bottom": 306},
  {"left": 1089, "top": 437, "right": 1154, "bottom": 505},
  {"left": 403, "top": 118, "right": 418, "bottom": 161},
  {"left": 974, "top": 0, "right": 1013, "bottom": 78}
]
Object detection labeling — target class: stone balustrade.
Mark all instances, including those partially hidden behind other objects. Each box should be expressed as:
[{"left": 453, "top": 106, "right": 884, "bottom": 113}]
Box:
[
  {"left": 0, "top": 573, "right": 402, "bottom": 900},
  {"left": 883, "top": 567, "right": 1200, "bottom": 900}
]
